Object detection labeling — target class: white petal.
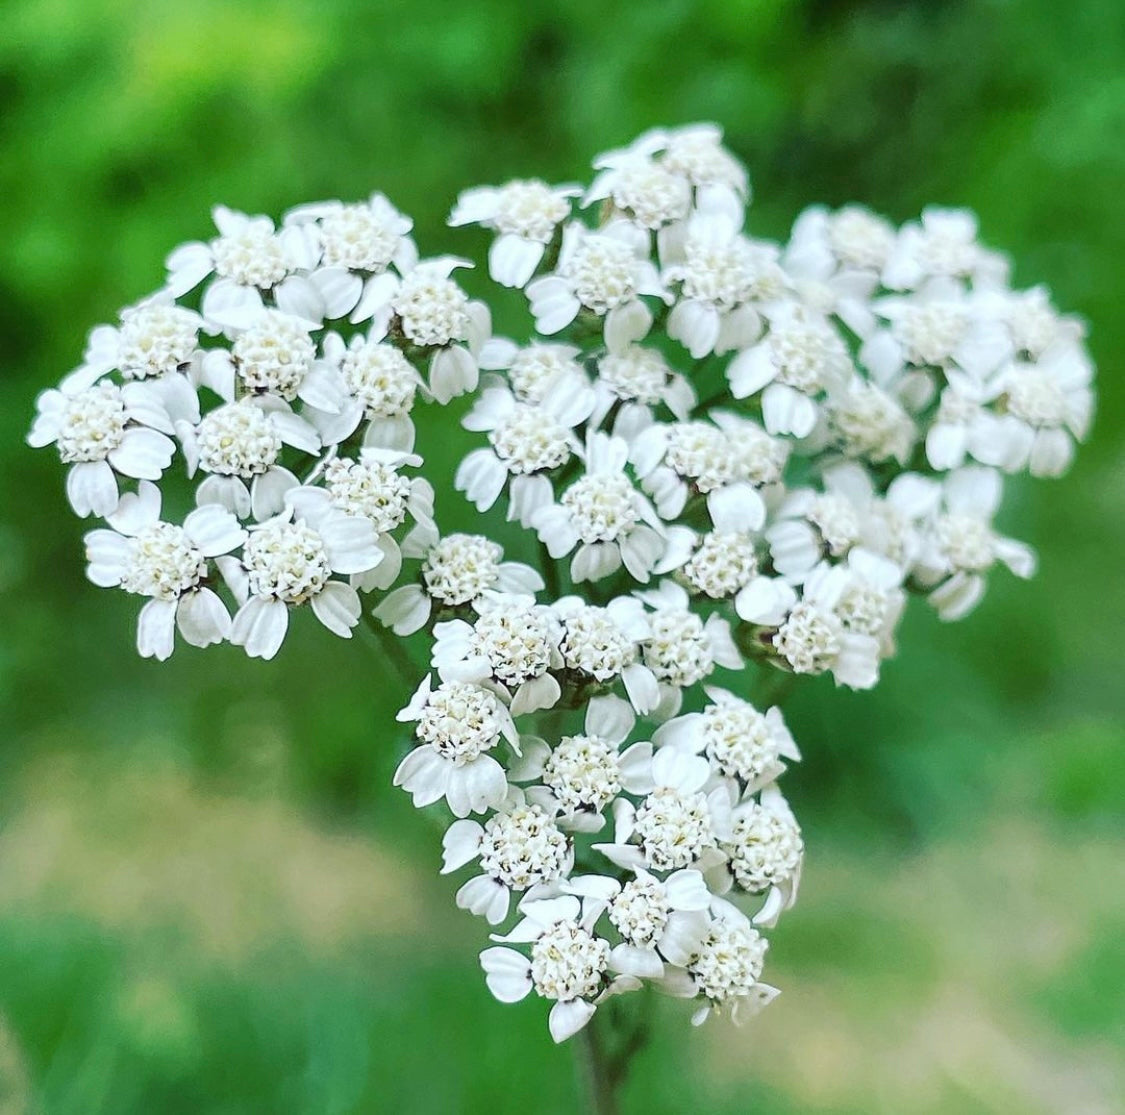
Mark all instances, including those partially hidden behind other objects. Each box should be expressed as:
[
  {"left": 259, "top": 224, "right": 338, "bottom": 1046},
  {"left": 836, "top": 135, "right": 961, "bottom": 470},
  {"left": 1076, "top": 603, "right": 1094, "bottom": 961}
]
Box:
[
  {"left": 727, "top": 344, "right": 777, "bottom": 398},
  {"left": 604, "top": 300, "right": 652, "bottom": 354},
  {"left": 510, "top": 673, "right": 561, "bottom": 717},
  {"left": 441, "top": 818, "right": 484, "bottom": 873},
  {"left": 621, "top": 663, "right": 660, "bottom": 716},
  {"left": 176, "top": 587, "right": 232, "bottom": 648},
  {"left": 84, "top": 529, "right": 130, "bottom": 586},
  {"left": 479, "top": 947, "right": 533, "bottom": 1004},
  {"left": 429, "top": 345, "right": 478, "bottom": 405},
  {"left": 196, "top": 475, "right": 252, "bottom": 520},
  {"left": 183, "top": 504, "right": 246, "bottom": 556},
  {"left": 273, "top": 275, "right": 325, "bottom": 322},
  {"left": 320, "top": 515, "right": 381, "bottom": 574},
  {"left": 107, "top": 428, "right": 175, "bottom": 480},
  {"left": 548, "top": 999, "right": 596, "bottom": 1044},
  {"left": 201, "top": 279, "right": 264, "bottom": 331},
  {"left": 106, "top": 480, "right": 161, "bottom": 534},
  {"left": 664, "top": 869, "right": 711, "bottom": 911},
  {"left": 456, "top": 449, "right": 508, "bottom": 513},
  {"left": 489, "top": 234, "right": 544, "bottom": 289},
  {"left": 668, "top": 299, "right": 721, "bottom": 359},
  {"left": 456, "top": 875, "right": 510, "bottom": 925},
  {"left": 372, "top": 585, "right": 431, "bottom": 636},
  {"left": 585, "top": 695, "right": 634, "bottom": 745},
  {"left": 230, "top": 596, "right": 290, "bottom": 659},
  {"left": 394, "top": 747, "right": 451, "bottom": 808},
  {"left": 67, "top": 460, "right": 118, "bottom": 518},
  {"left": 310, "top": 581, "right": 361, "bottom": 637},
  {"left": 136, "top": 598, "right": 177, "bottom": 661},
  {"left": 609, "top": 944, "right": 664, "bottom": 980},
  {"left": 250, "top": 468, "right": 299, "bottom": 523},
  {"left": 311, "top": 268, "right": 364, "bottom": 319},
  {"left": 762, "top": 382, "right": 817, "bottom": 438},
  {"left": 707, "top": 483, "right": 765, "bottom": 532}
]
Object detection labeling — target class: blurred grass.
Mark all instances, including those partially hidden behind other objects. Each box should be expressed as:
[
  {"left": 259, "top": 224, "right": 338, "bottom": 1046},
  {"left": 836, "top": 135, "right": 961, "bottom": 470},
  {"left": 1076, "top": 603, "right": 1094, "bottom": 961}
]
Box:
[{"left": 0, "top": 0, "right": 1123, "bottom": 1111}]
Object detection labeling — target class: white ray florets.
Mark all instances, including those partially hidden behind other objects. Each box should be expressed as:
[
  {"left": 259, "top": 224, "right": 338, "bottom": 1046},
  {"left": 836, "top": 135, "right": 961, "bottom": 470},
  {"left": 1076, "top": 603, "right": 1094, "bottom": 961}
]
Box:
[{"left": 34, "top": 122, "right": 1095, "bottom": 1046}]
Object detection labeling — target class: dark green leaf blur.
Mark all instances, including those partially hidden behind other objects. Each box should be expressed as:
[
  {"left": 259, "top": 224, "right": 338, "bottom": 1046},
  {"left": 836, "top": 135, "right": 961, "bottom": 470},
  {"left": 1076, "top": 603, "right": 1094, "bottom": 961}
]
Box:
[{"left": 0, "top": 1, "right": 1121, "bottom": 1111}]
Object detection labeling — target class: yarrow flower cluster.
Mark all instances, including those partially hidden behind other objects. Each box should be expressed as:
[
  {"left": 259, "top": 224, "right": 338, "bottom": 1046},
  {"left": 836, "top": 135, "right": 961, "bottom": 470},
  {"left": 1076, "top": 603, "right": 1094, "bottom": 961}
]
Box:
[{"left": 31, "top": 123, "right": 1094, "bottom": 1045}]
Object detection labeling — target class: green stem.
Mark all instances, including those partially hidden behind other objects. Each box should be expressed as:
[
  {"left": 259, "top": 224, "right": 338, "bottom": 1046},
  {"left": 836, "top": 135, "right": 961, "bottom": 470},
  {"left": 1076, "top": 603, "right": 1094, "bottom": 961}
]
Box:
[
  {"left": 359, "top": 607, "right": 422, "bottom": 691},
  {"left": 540, "top": 540, "right": 562, "bottom": 600},
  {"left": 573, "top": 1001, "right": 651, "bottom": 1115},
  {"left": 575, "top": 1016, "right": 619, "bottom": 1115}
]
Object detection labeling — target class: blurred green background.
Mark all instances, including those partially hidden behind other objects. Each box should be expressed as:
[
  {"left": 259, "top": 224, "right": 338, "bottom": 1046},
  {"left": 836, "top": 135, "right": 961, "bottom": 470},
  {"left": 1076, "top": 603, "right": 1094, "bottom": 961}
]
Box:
[{"left": 1, "top": 0, "right": 1122, "bottom": 1111}]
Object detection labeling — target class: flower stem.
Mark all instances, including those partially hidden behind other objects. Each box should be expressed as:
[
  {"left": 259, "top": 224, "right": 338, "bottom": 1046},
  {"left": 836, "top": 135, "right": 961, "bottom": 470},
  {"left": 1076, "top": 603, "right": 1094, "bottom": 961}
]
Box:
[
  {"left": 359, "top": 607, "right": 421, "bottom": 691},
  {"left": 575, "top": 1017, "right": 619, "bottom": 1115},
  {"left": 540, "top": 540, "right": 562, "bottom": 599},
  {"left": 574, "top": 1002, "right": 650, "bottom": 1115}
]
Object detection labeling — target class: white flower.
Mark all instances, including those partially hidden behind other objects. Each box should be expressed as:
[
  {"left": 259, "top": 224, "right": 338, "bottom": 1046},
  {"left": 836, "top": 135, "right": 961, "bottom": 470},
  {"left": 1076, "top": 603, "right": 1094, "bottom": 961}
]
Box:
[
  {"left": 65, "top": 294, "right": 203, "bottom": 390},
  {"left": 286, "top": 191, "right": 416, "bottom": 274},
  {"left": 373, "top": 532, "right": 543, "bottom": 636},
  {"left": 550, "top": 595, "right": 660, "bottom": 714},
  {"left": 782, "top": 205, "right": 891, "bottom": 337},
  {"left": 672, "top": 530, "right": 760, "bottom": 600},
  {"left": 780, "top": 572, "right": 880, "bottom": 689},
  {"left": 478, "top": 338, "right": 592, "bottom": 408},
  {"left": 350, "top": 257, "right": 490, "bottom": 405},
  {"left": 664, "top": 216, "right": 785, "bottom": 358},
  {"left": 83, "top": 481, "right": 245, "bottom": 660},
  {"left": 629, "top": 418, "right": 769, "bottom": 528},
  {"left": 658, "top": 123, "right": 750, "bottom": 214},
  {"left": 164, "top": 205, "right": 319, "bottom": 331},
  {"left": 525, "top": 221, "right": 666, "bottom": 353},
  {"left": 765, "top": 485, "right": 865, "bottom": 580},
  {"left": 304, "top": 330, "right": 425, "bottom": 451},
  {"left": 815, "top": 461, "right": 939, "bottom": 570},
  {"left": 736, "top": 562, "right": 883, "bottom": 689},
  {"left": 827, "top": 377, "right": 916, "bottom": 465},
  {"left": 727, "top": 304, "right": 851, "bottom": 437},
  {"left": 882, "top": 206, "right": 1006, "bottom": 291},
  {"left": 924, "top": 371, "right": 1009, "bottom": 471},
  {"left": 834, "top": 548, "right": 907, "bottom": 658},
  {"left": 594, "top": 747, "right": 731, "bottom": 873},
  {"left": 593, "top": 124, "right": 749, "bottom": 223},
  {"left": 511, "top": 695, "right": 654, "bottom": 830},
  {"left": 28, "top": 380, "right": 178, "bottom": 518},
  {"left": 178, "top": 395, "right": 321, "bottom": 521},
  {"left": 866, "top": 277, "right": 1014, "bottom": 381},
  {"left": 654, "top": 687, "right": 799, "bottom": 794},
  {"left": 675, "top": 901, "right": 778, "bottom": 1027},
  {"left": 480, "top": 895, "right": 630, "bottom": 1043},
  {"left": 432, "top": 593, "right": 562, "bottom": 716},
  {"left": 232, "top": 310, "right": 318, "bottom": 399},
  {"left": 225, "top": 497, "right": 381, "bottom": 659},
  {"left": 914, "top": 467, "right": 1036, "bottom": 620},
  {"left": 635, "top": 581, "right": 742, "bottom": 719},
  {"left": 590, "top": 345, "right": 696, "bottom": 433},
  {"left": 286, "top": 449, "right": 434, "bottom": 592},
  {"left": 584, "top": 153, "right": 692, "bottom": 231},
  {"left": 456, "top": 385, "right": 587, "bottom": 525},
  {"left": 450, "top": 179, "right": 580, "bottom": 288},
  {"left": 714, "top": 785, "right": 804, "bottom": 926},
  {"left": 986, "top": 284, "right": 1085, "bottom": 360},
  {"left": 565, "top": 867, "right": 712, "bottom": 979},
  {"left": 394, "top": 676, "right": 518, "bottom": 817},
  {"left": 442, "top": 798, "right": 573, "bottom": 925},
  {"left": 986, "top": 343, "right": 1094, "bottom": 477},
  {"left": 531, "top": 432, "right": 667, "bottom": 584}
]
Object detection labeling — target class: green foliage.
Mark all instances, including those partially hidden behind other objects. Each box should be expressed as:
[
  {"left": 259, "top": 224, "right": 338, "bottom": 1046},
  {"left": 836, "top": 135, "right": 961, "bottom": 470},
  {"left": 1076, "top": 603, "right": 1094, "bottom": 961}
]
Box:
[{"left": 0, "top": 0, "right": 1122, "bottom": 1111}]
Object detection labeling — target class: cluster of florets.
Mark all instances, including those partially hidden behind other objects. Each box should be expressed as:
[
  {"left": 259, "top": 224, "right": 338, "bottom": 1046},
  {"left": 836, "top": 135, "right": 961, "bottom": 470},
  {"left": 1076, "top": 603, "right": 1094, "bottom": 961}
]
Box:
[
  {"left": 31, "top": 195, "right": 488, "bottom": 660},
  {"left": 32, "top": 123, "right": 1094, "bottom": 1041}
]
